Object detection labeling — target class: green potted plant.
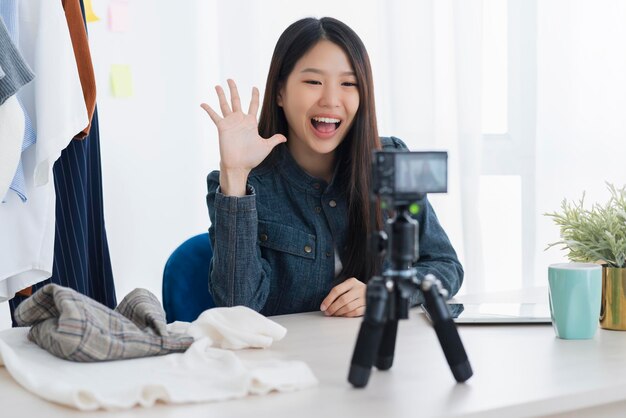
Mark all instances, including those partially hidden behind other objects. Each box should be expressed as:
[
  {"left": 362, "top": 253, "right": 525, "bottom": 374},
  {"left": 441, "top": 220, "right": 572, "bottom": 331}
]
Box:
[{"left": 545, "top": 183, "right": 626, "bottom": 330}]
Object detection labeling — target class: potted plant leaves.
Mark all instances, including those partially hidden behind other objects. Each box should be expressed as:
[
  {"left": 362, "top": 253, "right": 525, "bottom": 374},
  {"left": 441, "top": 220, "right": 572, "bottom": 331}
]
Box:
[{"left": 545, "top": 183, "right": 626, "bottom": 330}]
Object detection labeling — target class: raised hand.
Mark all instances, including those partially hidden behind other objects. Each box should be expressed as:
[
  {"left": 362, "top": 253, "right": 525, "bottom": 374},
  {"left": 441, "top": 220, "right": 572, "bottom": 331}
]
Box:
[{"left": 201, "top": 79, "right": 286, "bottom": 196}]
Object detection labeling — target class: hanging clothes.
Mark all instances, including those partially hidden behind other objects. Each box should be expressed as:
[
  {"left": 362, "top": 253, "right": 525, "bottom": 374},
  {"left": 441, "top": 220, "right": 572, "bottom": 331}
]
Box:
[
  {"left": 0, "top": 17, "right": 33, "bottom": 105},
  {"left": 0, "top": 0, "right": 88, "bottom": 300},
  {"left": 0, "top": 13, "right": 34, "bottom": 200},
  {"left": 9, "top": 107, "right": 118, "bottom": 320},
  {"left": 8, "top": 0, "right": 117, "bottom": 322},
  {"left": 0, "top": 95, "right": 25, "bottom": 198},
  {"left": 0, "top": 0, "right": 37, "bottom": 202}
]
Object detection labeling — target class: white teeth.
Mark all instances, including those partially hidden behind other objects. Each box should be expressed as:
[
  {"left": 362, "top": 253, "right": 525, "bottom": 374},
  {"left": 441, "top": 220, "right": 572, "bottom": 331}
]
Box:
[{"left": 312, "top": 116, "right": 340, "bottom": 124}]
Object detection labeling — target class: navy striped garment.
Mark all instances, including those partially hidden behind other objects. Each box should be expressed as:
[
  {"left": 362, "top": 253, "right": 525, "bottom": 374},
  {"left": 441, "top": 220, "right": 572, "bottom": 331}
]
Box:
[{"left": 9, "top": 106, "right": 117, "bottom": 326}]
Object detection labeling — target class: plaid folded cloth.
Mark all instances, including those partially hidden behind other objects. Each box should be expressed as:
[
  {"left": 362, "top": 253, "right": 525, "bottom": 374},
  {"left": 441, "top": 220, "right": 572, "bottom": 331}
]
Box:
[{"left": 14, "top": 284, "right": 194, "bottom": 362}]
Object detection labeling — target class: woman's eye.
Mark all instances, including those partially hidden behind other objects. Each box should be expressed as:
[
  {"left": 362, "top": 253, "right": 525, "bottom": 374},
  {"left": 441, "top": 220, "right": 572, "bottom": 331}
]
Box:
[
  {"left": 342, "top": 82, "right": 358, "bottom": 87},
  {"left": 304, "top": 80, "right": 322, "bottom": 85}
]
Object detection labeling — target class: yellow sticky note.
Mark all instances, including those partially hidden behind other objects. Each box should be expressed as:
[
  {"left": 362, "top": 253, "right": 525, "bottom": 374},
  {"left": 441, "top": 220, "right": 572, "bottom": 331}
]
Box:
[
  {"left": 84, "top": 0, "right": 100, "bottom": 23},
  {"left": 110, "top": 65, "right": 133, "bottom": 98}
]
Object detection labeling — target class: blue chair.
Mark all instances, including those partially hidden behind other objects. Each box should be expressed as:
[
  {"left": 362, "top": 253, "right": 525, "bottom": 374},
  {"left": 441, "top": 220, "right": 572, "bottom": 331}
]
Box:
[{"left": 162, "top": 233, "right": 215, "bottom": 323}]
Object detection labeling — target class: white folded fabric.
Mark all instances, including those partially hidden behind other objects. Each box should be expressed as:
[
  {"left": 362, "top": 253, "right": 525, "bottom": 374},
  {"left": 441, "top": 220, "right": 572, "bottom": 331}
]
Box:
[
  {"left": 167, "top": 305, "right": 287, "bottom": 349},
  {"left": 0, "top": 307, "right": 317, "bottom": 411}
]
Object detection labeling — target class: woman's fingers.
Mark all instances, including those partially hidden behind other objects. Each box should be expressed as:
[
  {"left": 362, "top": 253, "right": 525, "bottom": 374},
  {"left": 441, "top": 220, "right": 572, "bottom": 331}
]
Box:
[
  {"left": 320, "top": 279, "right": 354, "bottom": 312},
  {"left": 215, "top": 85, "right": 232, "bottom": 116},
  {"left": 346, "top": 306, "right": 366, "bottom": 317},
  {"left": 210, "top": 81, "right": 258, "bottom": 118},
  {"left": 248, "top": 87, "right": 260, "bottom": 117},
  {"left": 201, "top": 80, "right": 278, "bottom": 173},
  {"left": 332, "top": 298, "right": 365, "bottom": 317},
  {"left": 200, "top": 103, "right": 221, "bottom": 125},
  {"left": 321, "top": 277, "right": 366, "bottom": 317},
  {"left": 325, "top": 290, "right": 360, "bottom": 316},
  {"left": 227, "top": 79, "right": 242, "bottom": 113}
]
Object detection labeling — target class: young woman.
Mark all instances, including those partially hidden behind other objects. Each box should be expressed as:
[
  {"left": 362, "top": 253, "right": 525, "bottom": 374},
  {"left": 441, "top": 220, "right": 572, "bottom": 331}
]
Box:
[{"left": 201, "top": 17, "right": 463, "bottom": 318}]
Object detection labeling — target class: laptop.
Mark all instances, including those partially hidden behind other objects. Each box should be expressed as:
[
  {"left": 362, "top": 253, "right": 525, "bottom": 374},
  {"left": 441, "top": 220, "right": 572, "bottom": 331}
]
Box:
[{"left": 422, "top": 302, "right": 552, "bottom": 324}]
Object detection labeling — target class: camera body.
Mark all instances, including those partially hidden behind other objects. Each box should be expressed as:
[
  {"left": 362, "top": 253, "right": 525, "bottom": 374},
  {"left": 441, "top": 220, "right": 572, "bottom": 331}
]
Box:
[{"left": 372, "top": 151, "right": 448, "bottom": 204}]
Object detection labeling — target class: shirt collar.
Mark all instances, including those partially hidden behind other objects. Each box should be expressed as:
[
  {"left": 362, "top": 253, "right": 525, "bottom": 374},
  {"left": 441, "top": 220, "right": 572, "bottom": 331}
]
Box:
[{"left": 277, "top": 144, "right": 343, "bottom": 195}]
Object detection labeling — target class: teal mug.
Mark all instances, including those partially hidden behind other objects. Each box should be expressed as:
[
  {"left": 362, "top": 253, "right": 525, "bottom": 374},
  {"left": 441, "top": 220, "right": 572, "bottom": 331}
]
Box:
[{"left": 548, "top": 263, "right": 602, "bottom": 339}]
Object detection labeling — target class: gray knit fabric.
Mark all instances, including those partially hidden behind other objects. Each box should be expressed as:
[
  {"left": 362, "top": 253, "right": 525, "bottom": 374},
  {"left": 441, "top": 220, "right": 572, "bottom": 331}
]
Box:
[
  {"left": 0, "top": 17, "right": 34, "bottom": 105},
  {"left": 14, "top": 284, "right": 194, "bottom": 362}
]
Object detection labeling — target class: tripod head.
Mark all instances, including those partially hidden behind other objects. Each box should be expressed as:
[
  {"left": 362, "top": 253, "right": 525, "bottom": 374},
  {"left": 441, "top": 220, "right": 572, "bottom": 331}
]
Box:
[{"left": 348, "top": 150, "right": 473, "bottom": 388}]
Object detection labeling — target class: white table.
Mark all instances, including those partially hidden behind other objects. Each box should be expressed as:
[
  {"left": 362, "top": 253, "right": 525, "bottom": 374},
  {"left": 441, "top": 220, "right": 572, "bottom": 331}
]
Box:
[{"left": 3, "top": 292, "right": 626, "bottom": 418}]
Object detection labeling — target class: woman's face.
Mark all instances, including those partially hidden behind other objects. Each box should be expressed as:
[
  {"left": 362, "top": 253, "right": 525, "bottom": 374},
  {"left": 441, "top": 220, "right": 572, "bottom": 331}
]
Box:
[{"left": 278, "top": 40, "right": 360, "bottom": 161}]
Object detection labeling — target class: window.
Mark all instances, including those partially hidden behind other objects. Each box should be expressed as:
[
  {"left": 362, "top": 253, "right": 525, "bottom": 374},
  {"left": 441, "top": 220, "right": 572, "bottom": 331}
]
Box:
[
  {"left": 479, "top": 175, "right": 522, "bottom": 291},
  {"left": 480, "top": 0, "right": 537, "bottom": 291}
]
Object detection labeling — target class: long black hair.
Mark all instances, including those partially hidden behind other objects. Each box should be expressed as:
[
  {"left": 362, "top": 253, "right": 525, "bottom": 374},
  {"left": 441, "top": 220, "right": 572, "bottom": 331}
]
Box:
[{"left": 258, "top": 17, "right": 381, "bottom": 283}]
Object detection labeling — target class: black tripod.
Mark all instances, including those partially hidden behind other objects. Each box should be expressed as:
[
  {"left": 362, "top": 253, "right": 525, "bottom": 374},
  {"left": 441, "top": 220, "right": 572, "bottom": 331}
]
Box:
[{"left": 348, "top": 204, "right": 473, "bottom": 388}]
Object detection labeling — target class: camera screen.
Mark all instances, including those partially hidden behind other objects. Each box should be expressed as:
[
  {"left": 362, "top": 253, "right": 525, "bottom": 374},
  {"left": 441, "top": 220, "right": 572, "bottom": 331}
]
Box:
[{"left": 394, "top": 152, "right": 447, "bottom": 194}]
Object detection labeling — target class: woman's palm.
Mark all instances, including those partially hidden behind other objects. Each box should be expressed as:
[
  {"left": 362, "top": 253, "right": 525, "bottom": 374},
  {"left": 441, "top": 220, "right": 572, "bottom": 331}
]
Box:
[{"left": 201, "top": 80, "right": 286, "bottom": 172}]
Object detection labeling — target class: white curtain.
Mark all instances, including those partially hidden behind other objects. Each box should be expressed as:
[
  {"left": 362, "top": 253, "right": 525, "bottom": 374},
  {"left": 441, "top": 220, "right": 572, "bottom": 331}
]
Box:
[{"left": 534, "top": 0, "right": 626, "bottom": 282}]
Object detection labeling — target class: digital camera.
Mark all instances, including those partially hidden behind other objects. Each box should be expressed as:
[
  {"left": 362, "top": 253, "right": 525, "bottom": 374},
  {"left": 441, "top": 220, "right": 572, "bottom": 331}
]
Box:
[{"left": 372, "top": 151, "right": 448, "bottom": 203}]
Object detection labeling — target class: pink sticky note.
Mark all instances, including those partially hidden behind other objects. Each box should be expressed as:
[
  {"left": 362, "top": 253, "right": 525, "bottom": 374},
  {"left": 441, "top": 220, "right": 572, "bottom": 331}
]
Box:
[{"left": 108, "top": 1, "right": 130, "bottom": 32}]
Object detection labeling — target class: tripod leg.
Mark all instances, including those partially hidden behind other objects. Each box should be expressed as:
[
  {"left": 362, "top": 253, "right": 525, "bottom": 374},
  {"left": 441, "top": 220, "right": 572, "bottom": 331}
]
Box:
[
  {"left": 421, "top": 274, "right": 473, "bottom": 383},
  {"left": 348, "top": 277, "right": 388, "bottom": 388},
  {"left": 375, "top": 319, "right": 398, "bottom": 370}
]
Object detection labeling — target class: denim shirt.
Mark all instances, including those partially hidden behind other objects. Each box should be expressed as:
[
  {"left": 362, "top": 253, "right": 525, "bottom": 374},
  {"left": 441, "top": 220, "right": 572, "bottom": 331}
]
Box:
[{"left": 206, "top": 137, "right": 464, "bottom": 316}]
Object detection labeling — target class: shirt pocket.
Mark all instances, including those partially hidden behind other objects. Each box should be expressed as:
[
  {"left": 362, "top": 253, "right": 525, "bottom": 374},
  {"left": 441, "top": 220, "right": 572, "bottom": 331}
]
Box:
[{"left": 257, "top": 221, "right": 316, "bottom": 260}]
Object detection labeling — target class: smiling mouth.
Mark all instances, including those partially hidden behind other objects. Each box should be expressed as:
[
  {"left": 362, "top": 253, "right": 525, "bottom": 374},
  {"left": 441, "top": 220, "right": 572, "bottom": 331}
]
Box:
[{"left": 311, "top": 117, "right": 341, "bottom": 134}]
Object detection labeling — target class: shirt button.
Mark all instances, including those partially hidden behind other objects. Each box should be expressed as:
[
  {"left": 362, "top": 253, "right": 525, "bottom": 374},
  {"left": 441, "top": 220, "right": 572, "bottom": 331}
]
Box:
[
  {"left": 313, "top": 183, "right": 320, "bottom": 190},
  {"left": 329, "top": 200, "right": 337, "bottom": 208},
  {"left": 304, "top": 245, "right": 312, "bottom": 253},
  {"left": 259, "top": 233, "right": 268, "bottom": 242},
  {"left": 326, "top": 251, "right": 332, "bottom": 258},
  {"left": 314, "top": 206, "right": 321, "bottom": 214}
]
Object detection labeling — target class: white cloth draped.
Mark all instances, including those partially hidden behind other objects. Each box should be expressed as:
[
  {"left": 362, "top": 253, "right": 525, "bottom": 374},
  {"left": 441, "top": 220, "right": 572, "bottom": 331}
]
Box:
[{"left": 0, "top": 306, "right": 317, "bottom": 411}]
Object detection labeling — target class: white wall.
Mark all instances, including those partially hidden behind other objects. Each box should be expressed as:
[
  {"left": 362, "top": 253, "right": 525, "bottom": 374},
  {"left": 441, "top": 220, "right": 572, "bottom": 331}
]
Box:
[{"left": 84, "top": 1, "right": 214, "bottom": 300}]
